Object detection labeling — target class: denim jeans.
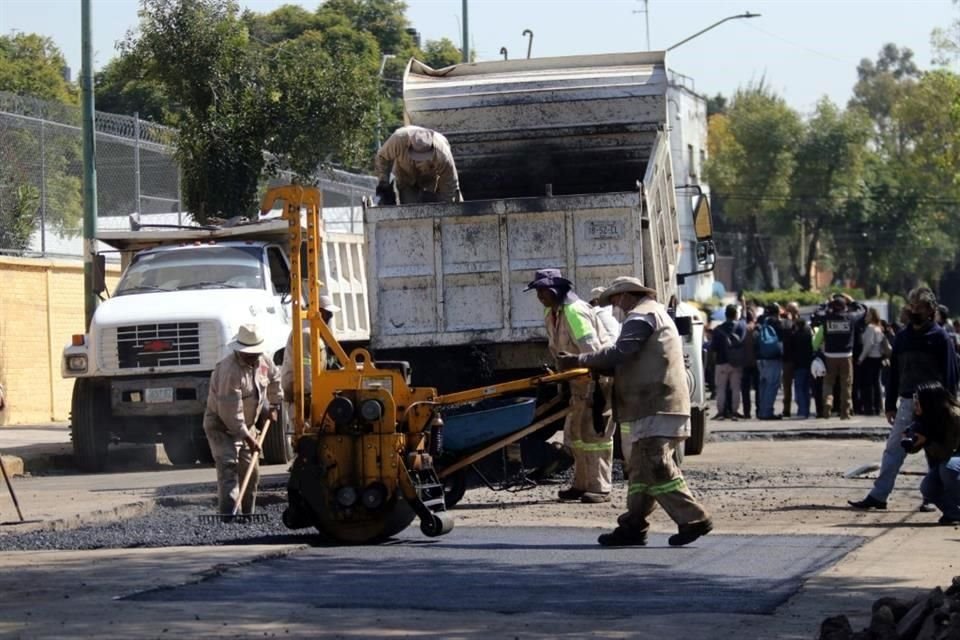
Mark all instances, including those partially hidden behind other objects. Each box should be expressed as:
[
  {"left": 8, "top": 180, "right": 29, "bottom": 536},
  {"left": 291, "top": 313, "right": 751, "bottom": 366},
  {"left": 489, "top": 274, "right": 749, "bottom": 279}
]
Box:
[
  {"left": 793, "top": 368, "right": 811, "bottom": 418},
  {"left": 869, "top": 399, "right": 913, "bottom": 502},
  {"left": 920, "top": 456, "right": 960, "bottom": 520},
  {"left": 756, "top": 359, "right": 782, "bottom": 419}
]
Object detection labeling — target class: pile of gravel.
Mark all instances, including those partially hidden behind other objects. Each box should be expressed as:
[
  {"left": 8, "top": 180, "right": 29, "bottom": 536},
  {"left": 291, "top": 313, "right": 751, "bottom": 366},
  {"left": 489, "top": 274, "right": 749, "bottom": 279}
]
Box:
[
  {"left": 0, "top": 500, "right": 318, "bottom": 551},
  {"left": 819, "top": 577, "right": 960, "bottom": 640}
]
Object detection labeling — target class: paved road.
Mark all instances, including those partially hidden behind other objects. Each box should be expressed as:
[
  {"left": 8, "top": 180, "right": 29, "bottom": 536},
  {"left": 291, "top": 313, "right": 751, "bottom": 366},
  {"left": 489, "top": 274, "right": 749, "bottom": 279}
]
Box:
[{"left": 130, "top": 526, "right": 862, "bottom": 617}]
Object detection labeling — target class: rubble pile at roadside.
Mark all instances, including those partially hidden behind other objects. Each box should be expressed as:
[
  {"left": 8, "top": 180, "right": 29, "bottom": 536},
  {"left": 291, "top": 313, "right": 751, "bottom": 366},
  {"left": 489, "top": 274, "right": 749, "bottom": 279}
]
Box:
[{"left": 819, "top": 577, "right": 960, "bottom": 640}]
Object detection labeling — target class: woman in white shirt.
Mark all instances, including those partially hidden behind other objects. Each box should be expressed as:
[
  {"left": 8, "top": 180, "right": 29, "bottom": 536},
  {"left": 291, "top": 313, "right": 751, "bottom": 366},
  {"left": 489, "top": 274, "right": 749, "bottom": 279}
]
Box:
[{"left": 858, "top": 307, "right": 886, "bottom": 416}]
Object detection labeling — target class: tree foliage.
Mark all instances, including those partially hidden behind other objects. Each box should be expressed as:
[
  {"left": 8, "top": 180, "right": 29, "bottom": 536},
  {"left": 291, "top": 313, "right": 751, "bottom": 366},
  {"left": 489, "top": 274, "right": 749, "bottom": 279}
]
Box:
[
  {"left": 422, "top": 38, "right": 462, "bottom": 68},
  {"left": 0, "top": 33, "right": 76, "bottom": 103}
]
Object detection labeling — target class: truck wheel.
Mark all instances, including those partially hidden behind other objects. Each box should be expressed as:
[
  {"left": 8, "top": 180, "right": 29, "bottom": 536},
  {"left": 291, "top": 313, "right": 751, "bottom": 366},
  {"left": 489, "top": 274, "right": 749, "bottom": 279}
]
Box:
[
  {"left": 262, "top": 405, "right": 293, "bottom": 464},
  {"left": 685, "top": 407, "right": 707, "bottom": 456},
  {"left": 71, "top": 379, "right": 109, "bottom": 472}
]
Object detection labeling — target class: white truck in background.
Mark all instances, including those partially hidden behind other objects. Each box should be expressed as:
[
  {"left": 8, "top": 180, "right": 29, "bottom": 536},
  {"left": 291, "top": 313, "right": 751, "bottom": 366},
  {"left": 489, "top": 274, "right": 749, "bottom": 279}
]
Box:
[
  {"left": 365, "top": 51, "right": 717, "bottom": 454},
  {"left": 62, "top": 210, "right": 371, "bottom": 472}
]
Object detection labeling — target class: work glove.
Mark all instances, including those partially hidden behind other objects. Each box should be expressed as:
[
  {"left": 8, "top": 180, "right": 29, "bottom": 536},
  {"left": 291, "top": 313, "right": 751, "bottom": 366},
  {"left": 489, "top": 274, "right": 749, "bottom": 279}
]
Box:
[
  {"left": 556, "top": 352, "right": 580, "bottom": 371},
  {"left": 375, "top": 182, "right": 396, "bottom": 205}
]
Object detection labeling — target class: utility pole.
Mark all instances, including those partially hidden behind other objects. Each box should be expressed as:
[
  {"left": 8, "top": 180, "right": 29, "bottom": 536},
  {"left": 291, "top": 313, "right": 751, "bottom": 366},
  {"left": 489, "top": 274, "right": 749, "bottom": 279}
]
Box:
[
  {"left": 81, "top": 0, "right": 99, "bottom": 328},
  {"left": 633, "top": 0, "right": 651, "bottom": 50},
  {"left": 461, "top": 0, "right": 469, "bottom": 63}
]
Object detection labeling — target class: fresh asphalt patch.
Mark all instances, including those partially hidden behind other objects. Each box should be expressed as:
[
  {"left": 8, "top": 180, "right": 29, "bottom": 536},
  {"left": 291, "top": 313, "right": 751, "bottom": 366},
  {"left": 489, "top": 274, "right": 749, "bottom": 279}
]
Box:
[{"left": 126, "top": 526, "right": 863, "bottom": 617}]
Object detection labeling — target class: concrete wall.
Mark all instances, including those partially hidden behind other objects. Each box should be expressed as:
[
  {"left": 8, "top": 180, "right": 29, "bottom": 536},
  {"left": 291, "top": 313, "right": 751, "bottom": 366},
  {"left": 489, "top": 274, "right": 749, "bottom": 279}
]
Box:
[{"left": 0, "top": 257, "right": 121, "bottom": 425}]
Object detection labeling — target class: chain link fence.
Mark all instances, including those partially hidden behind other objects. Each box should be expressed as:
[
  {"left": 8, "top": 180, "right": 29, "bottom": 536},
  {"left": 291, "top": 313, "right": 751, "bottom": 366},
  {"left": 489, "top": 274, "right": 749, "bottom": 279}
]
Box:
[{"left": 0, "top": 91, "right": 181, "bottom": 258}]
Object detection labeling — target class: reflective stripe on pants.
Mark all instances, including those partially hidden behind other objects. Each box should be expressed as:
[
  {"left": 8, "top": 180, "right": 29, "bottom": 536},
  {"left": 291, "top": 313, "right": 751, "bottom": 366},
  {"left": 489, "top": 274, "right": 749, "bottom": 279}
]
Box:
[{"left": 564, "top": 390, "right": 615, "bottom": 494}]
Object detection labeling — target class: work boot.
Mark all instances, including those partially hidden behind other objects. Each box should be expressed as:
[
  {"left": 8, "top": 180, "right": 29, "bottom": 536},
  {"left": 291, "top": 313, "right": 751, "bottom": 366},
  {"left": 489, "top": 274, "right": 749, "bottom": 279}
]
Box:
[
  {"left": 581, "top": 492, "right": 611, "bottom": 504},
  {"left": 847, "top": 496, "right": 887, "bottom": 510},
  {"left": 668, "top": 518, "right": 713, "bottom": 547},
  {"left": 557, "top": 488, "right": 585, "bottom": 501},
  {"left": 598, "top": 526, "right": 648, "bottom": 547},
  {"left": 938, "top": 515, "right": 960, "bottom": 526}
]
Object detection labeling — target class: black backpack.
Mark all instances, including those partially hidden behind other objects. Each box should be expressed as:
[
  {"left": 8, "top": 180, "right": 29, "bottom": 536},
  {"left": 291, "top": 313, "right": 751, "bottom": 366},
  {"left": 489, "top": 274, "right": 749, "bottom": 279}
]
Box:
[{"left": 719, "top": 325, "right": 746, "bottom": 368}]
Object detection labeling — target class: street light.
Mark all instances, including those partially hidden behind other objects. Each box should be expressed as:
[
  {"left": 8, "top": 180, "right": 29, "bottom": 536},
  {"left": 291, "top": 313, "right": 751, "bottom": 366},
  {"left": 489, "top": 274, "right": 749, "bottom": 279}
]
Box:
[
  {"left": 666, "top": 12, "right": 760, "bottom": 51},
  {"left": 376, "top": 54, "right": 397, "bottom": 149}
]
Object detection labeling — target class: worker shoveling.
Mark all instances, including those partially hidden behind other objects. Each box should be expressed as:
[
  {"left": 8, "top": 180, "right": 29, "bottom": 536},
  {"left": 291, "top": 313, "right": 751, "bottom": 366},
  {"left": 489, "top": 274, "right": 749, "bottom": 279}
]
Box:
[{"left": 263, "top": 186, "right": 585, "bottom": 544}]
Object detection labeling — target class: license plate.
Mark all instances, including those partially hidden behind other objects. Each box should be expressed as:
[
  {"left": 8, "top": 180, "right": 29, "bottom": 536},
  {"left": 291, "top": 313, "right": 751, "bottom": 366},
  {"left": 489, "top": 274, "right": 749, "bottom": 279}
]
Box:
[{"left": 145, "top": 387, "right": 174, "bottom": 403}]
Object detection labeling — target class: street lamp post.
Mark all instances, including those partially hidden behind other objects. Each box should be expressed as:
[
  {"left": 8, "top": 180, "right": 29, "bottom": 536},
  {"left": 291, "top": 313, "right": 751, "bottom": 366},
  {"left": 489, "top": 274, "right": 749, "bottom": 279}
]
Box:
[{"left": 666, "top": 12, "right": 760, "bottom": 51}]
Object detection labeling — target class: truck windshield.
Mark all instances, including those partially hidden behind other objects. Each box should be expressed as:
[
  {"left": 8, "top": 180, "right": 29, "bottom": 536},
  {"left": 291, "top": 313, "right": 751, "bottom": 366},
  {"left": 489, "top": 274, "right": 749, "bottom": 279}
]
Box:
[{"left": 115, "top": 246, "right": 265, "bottom": 296}]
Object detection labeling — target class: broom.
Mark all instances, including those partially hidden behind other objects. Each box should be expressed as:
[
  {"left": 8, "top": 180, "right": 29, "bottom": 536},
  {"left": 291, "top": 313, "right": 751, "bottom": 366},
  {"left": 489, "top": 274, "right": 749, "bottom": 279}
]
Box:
[{"left": 199, "top": 419, "right": 271, "bottom": 524}]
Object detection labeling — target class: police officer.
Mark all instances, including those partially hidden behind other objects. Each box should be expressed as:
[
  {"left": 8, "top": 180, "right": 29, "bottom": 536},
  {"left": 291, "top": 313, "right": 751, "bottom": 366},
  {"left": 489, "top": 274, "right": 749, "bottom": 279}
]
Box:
[
  {"left": 203, "top": 324, "right": 283, "bottom": 518},
  {"left": 820, "top": 294, "right": 866, "bottom": 420}
]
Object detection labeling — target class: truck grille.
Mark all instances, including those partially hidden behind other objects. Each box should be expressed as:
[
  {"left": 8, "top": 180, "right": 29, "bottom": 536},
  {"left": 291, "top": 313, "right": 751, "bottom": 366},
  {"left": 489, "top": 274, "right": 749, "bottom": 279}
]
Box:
[{"left": 114, "top": 323, "right": 202, "bottom": 369}]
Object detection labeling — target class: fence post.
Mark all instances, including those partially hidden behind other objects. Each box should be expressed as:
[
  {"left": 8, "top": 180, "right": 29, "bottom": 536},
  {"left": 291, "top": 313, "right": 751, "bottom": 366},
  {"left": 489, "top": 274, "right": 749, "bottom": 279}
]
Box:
[
  {"left": 134, "top": 111, "right": 141, "bottom": 217},
  {"left": 40, "top": 119, "right": 47, "bottom": 254}
]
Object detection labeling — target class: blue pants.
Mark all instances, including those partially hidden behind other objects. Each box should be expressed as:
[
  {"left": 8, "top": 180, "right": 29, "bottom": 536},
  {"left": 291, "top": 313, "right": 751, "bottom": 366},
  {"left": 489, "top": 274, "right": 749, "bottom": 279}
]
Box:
[
  {"left": 920, "top": 456, "right": 960, "bottom": 520},
  {"left": 869, "top": 399, "right": 913, "bottom": 502},
  {"left": 757, "top": 359, "right": 782, "bottom": 419},
  {"left": 793, "top": 368, "right": 811, "bottom": 418}
]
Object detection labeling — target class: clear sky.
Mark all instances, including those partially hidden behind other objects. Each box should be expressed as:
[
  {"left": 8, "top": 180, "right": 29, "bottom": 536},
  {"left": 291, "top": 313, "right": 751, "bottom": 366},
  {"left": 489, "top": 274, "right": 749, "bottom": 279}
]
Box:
[{"left": 1, "top": 0, "right": 956, "bottom": 116}]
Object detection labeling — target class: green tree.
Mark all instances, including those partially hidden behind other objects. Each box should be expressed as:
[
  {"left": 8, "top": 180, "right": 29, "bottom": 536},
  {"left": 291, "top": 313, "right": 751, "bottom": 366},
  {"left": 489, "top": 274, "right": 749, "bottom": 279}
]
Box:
[
  {"left": 706, "top": 93, "right": 727, "bottom": 117},
  {"left": 704, "top": 84, "right": 802, "bottom": 290},
  {"left": 932, "top": 0, "right": 960, "bottom": 64},
  {"left": 0, "top": 33, "right": 76, "bottom": 103},
  {"left": 422, "top": 38, "right": 461, "bottom": 69},
  {"left": 848, "top": 44, "right": 919, "bottom": 158},
  {"left": 95, "top": 56, "right": 172, "bottom": 123},
  {"left": 787, "top": 99, "right": 870, "bottom": 289},
  {"left": 317, "top": 0, "right": 414, "bottom": 55}
]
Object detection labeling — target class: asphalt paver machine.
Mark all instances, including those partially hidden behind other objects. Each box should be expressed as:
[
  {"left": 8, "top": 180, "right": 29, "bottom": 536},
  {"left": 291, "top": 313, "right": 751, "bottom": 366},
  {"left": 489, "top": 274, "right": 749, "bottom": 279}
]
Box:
[{"left": 264, "top": 186, "right": 584, "bottom": 544}]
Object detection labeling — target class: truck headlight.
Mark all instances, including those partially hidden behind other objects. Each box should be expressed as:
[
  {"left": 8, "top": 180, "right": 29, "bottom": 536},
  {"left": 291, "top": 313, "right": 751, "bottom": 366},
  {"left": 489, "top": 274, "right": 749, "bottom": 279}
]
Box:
[{"left": 66, "top": 355, "right": 88, "bottom": 373}]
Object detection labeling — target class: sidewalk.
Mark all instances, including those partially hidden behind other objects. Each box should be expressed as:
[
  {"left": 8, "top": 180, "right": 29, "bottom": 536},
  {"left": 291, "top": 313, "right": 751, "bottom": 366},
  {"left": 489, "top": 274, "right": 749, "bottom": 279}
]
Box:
[{"left": 709, "top": 413, "right": 891, "bottom": 442}]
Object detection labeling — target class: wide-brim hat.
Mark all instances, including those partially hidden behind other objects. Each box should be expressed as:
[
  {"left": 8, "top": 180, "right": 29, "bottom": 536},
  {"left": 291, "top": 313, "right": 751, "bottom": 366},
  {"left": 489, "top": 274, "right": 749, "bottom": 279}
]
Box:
[
  {"left": 318, "top": 294, "right": 341, "bottom": 314},
  {"left": 229, "top": 323, "right": 266, "bottom": 354},
  {"left": 590, "top": 286, "right": 607, "bottom": 302},
  {"left": 408, "top": 128, "right": 435, "bottom": 161},
  {"left": 523, "top": 268, "right": 572, "bottom": 292},
  {"left": 597, "top": 276, "right": 656, "bottom": 305}
]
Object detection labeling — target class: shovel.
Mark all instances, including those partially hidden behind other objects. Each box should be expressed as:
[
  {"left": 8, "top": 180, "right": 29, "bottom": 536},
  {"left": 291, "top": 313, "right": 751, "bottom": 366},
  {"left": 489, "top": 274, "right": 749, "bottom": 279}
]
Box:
[{"left": 199, "top": 420, "right": 271, "bottom": 525}]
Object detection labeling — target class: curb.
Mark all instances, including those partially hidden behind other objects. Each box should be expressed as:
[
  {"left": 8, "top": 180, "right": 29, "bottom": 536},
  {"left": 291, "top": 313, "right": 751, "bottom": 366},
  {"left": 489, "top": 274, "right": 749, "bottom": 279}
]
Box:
[
  {"left": 1, "top": 500, "right": 155, "bottom": 534},
  {"left": 712, "top": 427, "right": 889, "bottom": 442}
]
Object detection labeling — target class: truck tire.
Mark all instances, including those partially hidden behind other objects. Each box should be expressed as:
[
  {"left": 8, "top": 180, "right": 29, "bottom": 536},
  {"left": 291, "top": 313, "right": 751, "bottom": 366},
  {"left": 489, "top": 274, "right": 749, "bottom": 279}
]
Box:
[
  {"left": 442, "top": 469, "right": 468, "bottom": 508},
  {"left": 262, "top": 406, "right": 293, "bottom": 464},
  {"left": 71, "top": 379, "right": 109, "bottom": 472},
  {"left": 685, "top": 407, "right": 707, "bottom": 456}
]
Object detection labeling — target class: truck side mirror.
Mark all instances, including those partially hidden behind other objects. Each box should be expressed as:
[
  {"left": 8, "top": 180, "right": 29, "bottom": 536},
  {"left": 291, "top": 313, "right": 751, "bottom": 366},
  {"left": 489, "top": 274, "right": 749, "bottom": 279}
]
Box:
[
  {"left": 92, "top": 254, "right": 107, "bottom": 296},
  {"left": 692, "top": 194, "right": 713, "bottom": 242}
]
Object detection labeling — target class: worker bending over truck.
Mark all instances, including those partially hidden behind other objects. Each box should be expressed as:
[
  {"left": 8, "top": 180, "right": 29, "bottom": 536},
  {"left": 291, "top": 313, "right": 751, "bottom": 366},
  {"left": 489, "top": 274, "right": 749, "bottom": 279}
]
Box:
[{"left": 375, "top": 125, "right": 462, "bottom": 204}]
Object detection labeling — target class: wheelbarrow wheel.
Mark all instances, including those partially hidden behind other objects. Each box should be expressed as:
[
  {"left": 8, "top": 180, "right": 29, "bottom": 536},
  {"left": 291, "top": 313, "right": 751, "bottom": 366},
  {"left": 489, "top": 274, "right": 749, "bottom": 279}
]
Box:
[{"left": 442, "top": 469, "right": 468, "bottom": 508}]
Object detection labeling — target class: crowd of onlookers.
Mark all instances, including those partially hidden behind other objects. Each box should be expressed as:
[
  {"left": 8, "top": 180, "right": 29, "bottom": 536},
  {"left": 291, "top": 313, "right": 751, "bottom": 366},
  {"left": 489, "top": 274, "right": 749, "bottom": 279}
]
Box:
[
  {"left": 705, "top": 287, "right": 960, "bottom": 524},
  {"left": 705, "top": 294, "right": 960, "bottom": 421}
]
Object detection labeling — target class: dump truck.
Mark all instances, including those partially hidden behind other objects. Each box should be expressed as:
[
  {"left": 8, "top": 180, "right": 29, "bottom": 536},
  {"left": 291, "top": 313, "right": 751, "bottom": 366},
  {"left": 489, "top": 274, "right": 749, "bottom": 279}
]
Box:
[
  {"left": 61, "top": 210, "right": 371, "bottom": 472},
  {"left": 365, "top": 51, "right": 716, "bottom": 454}
]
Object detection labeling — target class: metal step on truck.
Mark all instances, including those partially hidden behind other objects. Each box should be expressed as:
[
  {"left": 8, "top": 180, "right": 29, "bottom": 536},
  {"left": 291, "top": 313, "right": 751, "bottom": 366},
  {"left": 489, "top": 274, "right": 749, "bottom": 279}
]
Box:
[
  {"left": 365, "top": 51, "right": 717, "bottom": 456},
  {"left": 62, "top": 198, "right": 372, "bottom": 472}
]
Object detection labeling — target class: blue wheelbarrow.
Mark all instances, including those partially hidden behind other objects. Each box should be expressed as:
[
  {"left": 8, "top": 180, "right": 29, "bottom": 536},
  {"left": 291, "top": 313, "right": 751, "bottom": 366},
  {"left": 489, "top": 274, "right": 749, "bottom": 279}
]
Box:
[{"left": 436, "top": 396, "right": 573, "bottom": 507}]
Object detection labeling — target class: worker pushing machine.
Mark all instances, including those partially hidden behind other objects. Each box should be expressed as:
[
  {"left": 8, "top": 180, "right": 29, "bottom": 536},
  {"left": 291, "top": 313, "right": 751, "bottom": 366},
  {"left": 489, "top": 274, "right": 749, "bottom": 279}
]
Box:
[
  {"left": 526, "top": 268, "right": 616, "bottom": 503},
  {"left": 203, "top": 324, "right": 282, "bottom": 519},
  {"left": 560, "top": 277, "right": 713, "bottom": 547},
  {"left": 375, "top": 125, "right": 463, "bottom": 204}
]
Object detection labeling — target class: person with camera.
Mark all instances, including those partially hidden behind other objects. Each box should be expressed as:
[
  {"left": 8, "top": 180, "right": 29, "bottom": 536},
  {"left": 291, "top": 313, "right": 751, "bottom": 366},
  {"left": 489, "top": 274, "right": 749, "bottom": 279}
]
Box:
[
  {"left": 900, "top": 381, "right": 960, "bottom": 525},
  {"left": 849, "top": 287, "right": 958, "bottom": 510}
]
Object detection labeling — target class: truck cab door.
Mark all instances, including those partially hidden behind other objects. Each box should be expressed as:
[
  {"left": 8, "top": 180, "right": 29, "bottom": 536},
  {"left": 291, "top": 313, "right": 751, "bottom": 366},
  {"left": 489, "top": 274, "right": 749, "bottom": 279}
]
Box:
[{"left": 266, "top": 245, "right": 293, "bottom": 325}]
